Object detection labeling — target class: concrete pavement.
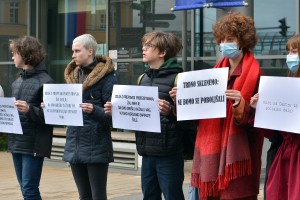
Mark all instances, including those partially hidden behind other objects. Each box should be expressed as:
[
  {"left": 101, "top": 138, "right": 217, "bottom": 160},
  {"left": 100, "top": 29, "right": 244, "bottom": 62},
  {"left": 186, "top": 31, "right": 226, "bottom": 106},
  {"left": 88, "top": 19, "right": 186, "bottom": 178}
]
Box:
[{"left": 0, "top": 152, "right": 264, "bottom": 199}]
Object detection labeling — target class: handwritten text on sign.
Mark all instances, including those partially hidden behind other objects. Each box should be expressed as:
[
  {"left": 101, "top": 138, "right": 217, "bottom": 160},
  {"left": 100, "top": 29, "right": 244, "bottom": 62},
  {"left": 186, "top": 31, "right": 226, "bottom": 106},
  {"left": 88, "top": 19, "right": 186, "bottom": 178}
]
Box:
[
  {"left": 254, "top": 76, "right": 300, "bottom": 134},
  {"left": 43, "top": 84, "right": 83, "bottom": 126},
  {"left": 0, "top": 97, "right": 23, "bottom": 134},
  {"left": 176, "top": 68, "right": 228, "bottom": 120},
  {"left": 111, "top": 85, "right": 160, "bottom": 133}
]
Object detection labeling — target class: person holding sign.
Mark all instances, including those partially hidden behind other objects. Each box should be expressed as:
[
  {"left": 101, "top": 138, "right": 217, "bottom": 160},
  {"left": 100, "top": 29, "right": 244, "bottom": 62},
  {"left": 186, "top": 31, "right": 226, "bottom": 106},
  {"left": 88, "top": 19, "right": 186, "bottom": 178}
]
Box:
[
  {"left": 105, "top": 31, "right": 185, "bottom": 200},
  {"left": 8, "top": 36, "right": 54, "bottom": 199},
  {"left": 251, "top": 34, "right": 300, "bottom": 200},
  {"left": 0, "top": 85, "right": 4, "bottom": 96},
  {"left": 63, "top": 34, "right": 116, "bottom": 200},
  {"left": 170, "top": 12, "right": 264, "bottom": 199}
]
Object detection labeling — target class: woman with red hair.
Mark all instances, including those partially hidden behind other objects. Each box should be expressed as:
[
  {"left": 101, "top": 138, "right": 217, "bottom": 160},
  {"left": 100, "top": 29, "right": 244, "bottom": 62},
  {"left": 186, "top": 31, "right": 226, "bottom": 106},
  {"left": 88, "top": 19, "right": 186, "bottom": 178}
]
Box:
[{"left": 171, "top": 12, "right": 264, "bottom": 200}]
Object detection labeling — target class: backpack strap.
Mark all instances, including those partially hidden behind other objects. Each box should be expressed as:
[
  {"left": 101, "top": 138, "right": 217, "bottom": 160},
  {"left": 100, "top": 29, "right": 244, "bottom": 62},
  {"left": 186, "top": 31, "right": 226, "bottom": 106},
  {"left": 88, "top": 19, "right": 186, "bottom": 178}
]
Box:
[
  {"left": 137, "top": 73, "right": 146, "bottom": 85},
  {"left": 137, "top": 73, "right": 178, "bottom": 87},
  {"left": 174, "top": 74, "right": 178, "bottom": 87}
]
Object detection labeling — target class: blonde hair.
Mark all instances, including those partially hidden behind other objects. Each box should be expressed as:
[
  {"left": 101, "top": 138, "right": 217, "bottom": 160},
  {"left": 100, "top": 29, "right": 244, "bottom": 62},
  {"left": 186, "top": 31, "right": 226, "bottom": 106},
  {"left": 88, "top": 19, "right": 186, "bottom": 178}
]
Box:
[{"left": 73, "top": 34, "right": 97, "bottom": 56}]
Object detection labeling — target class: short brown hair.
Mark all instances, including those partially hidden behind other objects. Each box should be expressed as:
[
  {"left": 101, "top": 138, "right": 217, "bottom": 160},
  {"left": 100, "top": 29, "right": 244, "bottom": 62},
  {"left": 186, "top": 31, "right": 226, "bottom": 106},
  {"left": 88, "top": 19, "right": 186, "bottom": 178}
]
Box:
[
  {"left": 213, "top": 12, "right": 258, "bottom": 51},
  {"left": 142, "top": 31, "right": 182, "bottom": 61},
  {"left": 10, "top": 36, "right": 46, "bottom": 67}
]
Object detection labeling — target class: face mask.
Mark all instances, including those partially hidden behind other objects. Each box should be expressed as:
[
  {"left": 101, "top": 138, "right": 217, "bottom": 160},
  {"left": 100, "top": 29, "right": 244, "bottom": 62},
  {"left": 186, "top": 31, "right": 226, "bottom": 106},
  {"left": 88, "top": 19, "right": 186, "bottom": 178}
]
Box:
[
  {"left": 220, "top": 42, "right": 241, "bottom": 59},
  {"left": 286, "top": 54, "right": 300, "bottom": 74}
]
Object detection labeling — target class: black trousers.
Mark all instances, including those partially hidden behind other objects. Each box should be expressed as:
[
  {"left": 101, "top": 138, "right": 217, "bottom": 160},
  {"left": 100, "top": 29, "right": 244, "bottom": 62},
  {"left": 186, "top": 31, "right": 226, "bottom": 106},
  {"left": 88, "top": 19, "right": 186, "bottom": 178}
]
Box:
[{"left": 70, "top": 163, "right": 109, "bottom": 200}]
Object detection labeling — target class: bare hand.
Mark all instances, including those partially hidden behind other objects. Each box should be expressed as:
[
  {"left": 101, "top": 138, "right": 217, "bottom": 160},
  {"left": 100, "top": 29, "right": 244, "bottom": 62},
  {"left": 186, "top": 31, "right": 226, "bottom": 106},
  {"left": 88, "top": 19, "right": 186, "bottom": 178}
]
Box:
[
  {"left": 15, "top": 100, "right": 30, "bottom": 114},
  {"left": 104, "top": 101, "right": 112, "bottom": 116},
  {"left": 80, "top": 103, "right": 94, "bottom": 114},
  {"left": 250, "top": 93, "right": 259, "bottom": 109},
  {"left": 225, "top": 89, "right": 242, "bottom": 107},
  {"left": 158, "top": 99, "right": 171, "bottom": 116},
  {"left": 169, "top": 87, "right": 177, "bottom": 102}
]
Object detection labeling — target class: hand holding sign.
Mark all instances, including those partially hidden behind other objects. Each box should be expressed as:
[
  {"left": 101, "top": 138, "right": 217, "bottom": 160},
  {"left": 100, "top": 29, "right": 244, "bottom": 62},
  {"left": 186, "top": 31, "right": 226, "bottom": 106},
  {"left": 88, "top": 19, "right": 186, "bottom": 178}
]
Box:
[
  {"left": 254, "top": 76, "right": 300, "bottom": 134},
  {"left": 0, "top": 97, "right": 23, "bottom": 134},
  {"left": 176, "top": 68, "right": 228, "bottom": 121},
  {"left": 111, "top": 85, "right": 161, "bottom": 133},
  {"left": 15, "top": 100, "right": 30, "bottom": 114},
  {"left": 43, "top": 84, "right": 83, "bottom": 126}
]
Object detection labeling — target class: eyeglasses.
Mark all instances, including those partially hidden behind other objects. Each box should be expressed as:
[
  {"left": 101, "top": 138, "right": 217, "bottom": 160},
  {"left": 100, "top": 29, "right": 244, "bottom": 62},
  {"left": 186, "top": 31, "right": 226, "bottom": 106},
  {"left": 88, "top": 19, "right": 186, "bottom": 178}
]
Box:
[{"left": 142, "top": 43, "right": 156, "bottom": 51}]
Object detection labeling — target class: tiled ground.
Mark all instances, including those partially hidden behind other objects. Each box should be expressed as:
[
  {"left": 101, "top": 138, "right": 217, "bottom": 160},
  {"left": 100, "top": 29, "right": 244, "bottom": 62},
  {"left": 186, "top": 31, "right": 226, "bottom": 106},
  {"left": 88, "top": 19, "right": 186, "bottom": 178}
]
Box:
[{"left": 0, "top": 152, "right": 263, "bottom": 200}]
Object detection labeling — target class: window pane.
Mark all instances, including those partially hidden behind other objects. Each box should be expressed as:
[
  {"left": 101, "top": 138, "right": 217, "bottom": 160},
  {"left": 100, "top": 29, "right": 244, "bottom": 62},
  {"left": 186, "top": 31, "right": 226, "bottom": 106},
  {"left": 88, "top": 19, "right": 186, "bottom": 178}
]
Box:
[
  {"left": 109, "top": 0, "right": 183, "bottom": 85},
  {"left": 46, "top": 0, "right": 107, "bottom": 84},
  {"left": 254, "top": 0, "right": 297, "bottom": 56},
  {"left": 0, "top": 0, "right": 29, "bottom": 96}
]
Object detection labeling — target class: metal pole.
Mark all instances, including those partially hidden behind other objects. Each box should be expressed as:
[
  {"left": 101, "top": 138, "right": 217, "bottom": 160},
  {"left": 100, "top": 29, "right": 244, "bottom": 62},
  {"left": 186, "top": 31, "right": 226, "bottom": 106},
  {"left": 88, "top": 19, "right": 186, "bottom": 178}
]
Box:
[
  {"left": 36, "top": 0, "right": 39, "bottom": 38},
  {"left": 106, "top": 1, "right": 109, "bottom": 55},
  {"left": 182, "top": 10, "right": 187, "bottom": 71},
  {"left": 296, "top": 0, "right": 299, "bottom": 34},
  {"left": 191, "top": 10, "right": 195, "bottom": 71}
]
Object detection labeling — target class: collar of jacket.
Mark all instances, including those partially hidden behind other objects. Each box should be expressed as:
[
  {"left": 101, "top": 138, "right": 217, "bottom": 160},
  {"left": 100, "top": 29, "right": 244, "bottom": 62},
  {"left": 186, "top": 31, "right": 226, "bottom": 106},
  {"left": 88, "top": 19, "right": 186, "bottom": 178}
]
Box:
[
  {"left": 144, "top": 57, "right": 182, "bottom": 71},
  {"left": 64, "top": 55, "right": 115, "bottom": 91},
  {"left": 20, "top": 59, "right": 47, "bottom": 78}
]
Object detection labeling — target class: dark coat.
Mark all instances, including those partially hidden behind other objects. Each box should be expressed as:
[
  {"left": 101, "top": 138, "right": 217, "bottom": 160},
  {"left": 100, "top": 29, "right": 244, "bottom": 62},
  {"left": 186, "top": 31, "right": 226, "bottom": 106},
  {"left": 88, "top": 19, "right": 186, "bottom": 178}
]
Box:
[
  {"left": 8, "top": 59, "right": 54, "bottom": 158},
  {"left": 135, "top": 57, "right": 184, "bottom": 156},
  {"left": 63, "top": 55, "right": 116, "bottom": 164}
]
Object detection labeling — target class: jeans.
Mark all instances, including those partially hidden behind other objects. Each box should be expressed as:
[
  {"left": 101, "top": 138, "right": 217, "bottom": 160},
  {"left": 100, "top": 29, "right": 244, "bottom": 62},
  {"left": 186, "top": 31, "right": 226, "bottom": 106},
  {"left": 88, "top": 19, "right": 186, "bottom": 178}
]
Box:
[
  {"left": 12, "top": 153, "right": 44, "bottom": 200},
  {"left": 70, "top": 163, "right": 109, "bottom": 200},
  {"left": 141, "top": 154, "right": 185, "bottom": 200}
]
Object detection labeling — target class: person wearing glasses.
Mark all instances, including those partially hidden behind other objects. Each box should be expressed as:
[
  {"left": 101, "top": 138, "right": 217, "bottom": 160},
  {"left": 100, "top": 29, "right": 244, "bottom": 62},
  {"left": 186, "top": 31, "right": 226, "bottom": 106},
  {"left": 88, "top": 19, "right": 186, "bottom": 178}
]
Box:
[
  {"left": 171, "top": 12, "right": 265, "bottom": 200},
  {"left": 104, "top": 31, "right": 185, "bottom": 200},
  {"left": 8, "top": 36, "right": 54, "bottom": 200},
  {"left": 250, "top": 34, "right": 300, "bottom": 200}
]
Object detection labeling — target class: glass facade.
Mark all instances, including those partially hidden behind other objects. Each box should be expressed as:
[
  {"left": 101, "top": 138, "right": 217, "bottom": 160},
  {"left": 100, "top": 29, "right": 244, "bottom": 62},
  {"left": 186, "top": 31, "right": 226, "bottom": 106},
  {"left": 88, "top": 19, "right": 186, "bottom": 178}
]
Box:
[
  {"left": 0, "top": 0, "right": 299, "bottom": 95},
  {"left": 254, "top": 0, "right": 297, "bottom": 77},
  {"left": 108, "top": 0, "right": 186, "bottom": 85},
  {"left": 46, "top": 0, "right": 108, "bottom": 88},
  {"left": 0, "top": 0, "right": 29, "bottom": 96}
]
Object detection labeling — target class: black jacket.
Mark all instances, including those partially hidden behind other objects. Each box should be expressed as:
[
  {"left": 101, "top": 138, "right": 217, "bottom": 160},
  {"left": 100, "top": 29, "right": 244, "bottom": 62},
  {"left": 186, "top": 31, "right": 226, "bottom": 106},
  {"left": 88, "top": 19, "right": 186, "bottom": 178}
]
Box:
[
  {"left": 63, "top": 55, "right": 117, "bottom": 164},
  {"left": 135, "top": 57, "right": 184, "bottom": 156},
  {"left": 8, "top": 59, "right": 54, "bottom": 158}
]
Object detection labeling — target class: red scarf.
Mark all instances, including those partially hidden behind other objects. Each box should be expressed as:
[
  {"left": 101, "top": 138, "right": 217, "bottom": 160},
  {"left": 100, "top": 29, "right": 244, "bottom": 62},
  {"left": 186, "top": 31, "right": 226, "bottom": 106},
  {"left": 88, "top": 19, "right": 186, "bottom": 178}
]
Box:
[{"left": 191, "top": 51, "right": 260, "bottom": 198}]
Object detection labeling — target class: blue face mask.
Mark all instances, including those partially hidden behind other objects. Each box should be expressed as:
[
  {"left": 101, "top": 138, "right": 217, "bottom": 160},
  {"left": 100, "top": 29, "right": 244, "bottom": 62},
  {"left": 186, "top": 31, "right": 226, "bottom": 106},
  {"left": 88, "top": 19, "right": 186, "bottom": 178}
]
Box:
[
  {"left": 286, "top": 54, "right": 300, "bottom": 74},
  {"left": 220, "top": 42, "right": 241, "bottom": 59}
]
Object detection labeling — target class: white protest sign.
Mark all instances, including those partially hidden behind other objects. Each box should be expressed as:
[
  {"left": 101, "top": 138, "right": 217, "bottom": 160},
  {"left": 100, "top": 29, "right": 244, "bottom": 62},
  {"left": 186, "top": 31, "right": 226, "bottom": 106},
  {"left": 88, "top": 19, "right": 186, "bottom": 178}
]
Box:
[
  {"left": 0, "top": 97, "right": 23, "bottom": 134},
  {"left": 176, "top": 68, "right": 228, "bottom": 120},
  {"left": 111, "top": 85, "right": 161, "bottom": 133},
  {"left": 254, "top": 76, "right": 300, "bottom": 134},
  {"left": 43, "top": 84, "right": 83, "bottom": 126}
]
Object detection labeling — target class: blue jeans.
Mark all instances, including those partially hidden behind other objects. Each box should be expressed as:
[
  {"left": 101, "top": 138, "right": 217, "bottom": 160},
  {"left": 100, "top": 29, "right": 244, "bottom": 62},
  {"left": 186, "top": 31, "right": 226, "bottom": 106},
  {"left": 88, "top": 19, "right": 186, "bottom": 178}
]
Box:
[
  {"left": 141, "top": 154, "right": 185, "bottom": 200},
  {"left": 12, "top": 153, "right": 44, "bottom": 200}
]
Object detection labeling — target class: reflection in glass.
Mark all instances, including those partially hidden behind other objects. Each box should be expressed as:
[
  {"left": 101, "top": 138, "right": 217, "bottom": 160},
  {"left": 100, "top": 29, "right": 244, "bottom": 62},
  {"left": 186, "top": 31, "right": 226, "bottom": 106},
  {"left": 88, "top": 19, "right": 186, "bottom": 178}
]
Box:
[
  {"left": 47, "top": 0, "right": 107, "bottom": 84},
  {"left": 0, "top": 0, "right": 29, "bottom": 95},
  {"left": 254, "top": 0, "right": 296, "bottom": 56},
  {"left": 109, "top": 0, "right": 183, "bottom": 85}
]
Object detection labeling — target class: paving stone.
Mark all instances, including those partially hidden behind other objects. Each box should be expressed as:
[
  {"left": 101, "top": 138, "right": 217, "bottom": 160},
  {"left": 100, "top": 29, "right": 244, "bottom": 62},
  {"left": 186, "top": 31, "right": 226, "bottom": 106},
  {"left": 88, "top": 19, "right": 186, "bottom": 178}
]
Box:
[{"left": 0, "top": 152, "right": 263, "bottom": 200}]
